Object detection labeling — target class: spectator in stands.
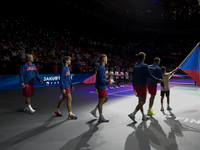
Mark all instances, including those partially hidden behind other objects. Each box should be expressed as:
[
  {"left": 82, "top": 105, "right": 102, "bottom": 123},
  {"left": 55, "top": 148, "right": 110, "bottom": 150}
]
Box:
[
  {"left": 4, "top": 53, "right": 10, "bottom": 61},
  {"left": 51, "top": 48, "right": 56, "bottom": 59}
]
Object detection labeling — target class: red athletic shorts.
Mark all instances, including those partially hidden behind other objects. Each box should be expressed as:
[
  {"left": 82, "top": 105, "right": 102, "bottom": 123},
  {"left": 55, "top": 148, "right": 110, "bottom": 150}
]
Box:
[
  {"left": 134, "top": 86, "right": 147, "bottom": 98},
  {"left": 23, "top": 84, "right": 34, "bottom": 97},
  {"left": 148, "top": 85, "right": 157, "bottom": 96},
  {"left": 62, "top": 88, "right": 70, "bottom": 100},
  {"left": 97, "top": 89, "right": 108, "bottom": 99}
]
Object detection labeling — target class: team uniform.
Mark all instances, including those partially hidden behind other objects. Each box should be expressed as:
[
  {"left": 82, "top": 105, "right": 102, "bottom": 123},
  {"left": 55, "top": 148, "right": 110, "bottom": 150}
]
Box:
[
  {"left": 148, "top": 64, "right": 164, "bottom": 96},
  {"left": 132, "top": 61, "right": 159, "bottom": 98},
  {"left": 19, "top": 62, "right": 41, "bottom": 97},
  {"left": 109, "top": 70, "right": 114, "bottom": 90},
  {"left": 91, "top": 63, "right": 111, "bottom": 122},
  {"left": 95, "top": 64, "right": 110, "bottom": 98},
  {"left": 60, "top": 66, "right": 73, "bottom": 100},
  {"left": 55, "top": 65, "right": 77, "bottom": 119}
]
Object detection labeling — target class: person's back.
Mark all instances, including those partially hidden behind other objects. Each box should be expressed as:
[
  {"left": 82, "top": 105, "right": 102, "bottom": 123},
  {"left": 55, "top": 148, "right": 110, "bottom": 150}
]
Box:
[
  {"left": 129, "top": 52, "right": 161, "bottom": 123},
  {"left": 147, "top": 57, "right": 164, "bottom": 116},
  {"left": 133, "top": 61, "right": 153, "bottom": 87},
  {"left": 148, "top": 64, "right": 162, "bottom": 86}
]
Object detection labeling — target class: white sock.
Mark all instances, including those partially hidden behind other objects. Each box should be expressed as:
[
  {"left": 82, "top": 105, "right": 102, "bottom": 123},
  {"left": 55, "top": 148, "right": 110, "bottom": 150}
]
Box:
[
  {"left": 132, "top": 110, "right": 138, "bottom": 116},
  {"left": 69, "top": 111, "right": 72, "bottom": 115},
  {"left": 56, "top": 108, "right": 60, "bottom": 112},
  {"left": 99, "top": 113, "right": 103, "bottom": 118},
  {"left": 167, "top": 104, "right": 169, "bottom": 107}
]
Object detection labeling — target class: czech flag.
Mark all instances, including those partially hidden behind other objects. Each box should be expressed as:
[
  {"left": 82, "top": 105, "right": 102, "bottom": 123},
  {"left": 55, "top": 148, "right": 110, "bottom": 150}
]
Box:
[{"left": 179, "top": 43, "right": 200, "bottom": 86}]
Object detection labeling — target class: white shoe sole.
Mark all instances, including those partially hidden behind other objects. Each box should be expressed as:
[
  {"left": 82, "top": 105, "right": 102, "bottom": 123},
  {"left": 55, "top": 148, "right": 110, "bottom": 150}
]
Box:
[{"left": 29, "top": 110, "right": 36, "bottom": 114}]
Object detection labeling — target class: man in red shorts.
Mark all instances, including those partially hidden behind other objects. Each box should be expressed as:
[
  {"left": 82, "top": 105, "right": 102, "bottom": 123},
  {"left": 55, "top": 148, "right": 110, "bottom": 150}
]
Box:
[
  {"left": 90, "top": 54, "right": 113, "bottom": 122},
  {"left": 19, "top": 54, "right": 43, "bottom": 113},
  {"left": 147, "top": 57, "right": 164, "bottom": 116},
  {"left": 128, "top": 52, "right": 162, "bottom": 123},
  {"left": 53, "top": 56, "right": 78, "bottom": 119}
]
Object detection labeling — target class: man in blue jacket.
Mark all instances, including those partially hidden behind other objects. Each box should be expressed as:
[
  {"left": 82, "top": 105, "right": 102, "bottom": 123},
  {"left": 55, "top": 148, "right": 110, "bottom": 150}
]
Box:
[
  {"left": 90, "top": 54, "right": 113, "bottom": 122},
  {"left": 19, "top": 54, "right": 43, "bottom": 113},
  {"left": 53, "top": 56, "right": 78, "bottom": 119},
  {"left": 147, "top": 57, "right": 164, "bottom": 116},
  {"left": 128, "top": 52, "right": 162, "bottom": 123}
]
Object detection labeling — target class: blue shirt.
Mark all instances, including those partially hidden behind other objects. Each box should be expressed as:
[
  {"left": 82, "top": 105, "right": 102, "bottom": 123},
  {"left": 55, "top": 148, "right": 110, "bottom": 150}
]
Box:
[
  {"left": 60, "top": 66, "right": 73, "bottom": 90},
  {"left": 132, "top": 61, "right": 159, "bottom": 87},
  {"left": 19, "top": 62, "right": 41, "bottom": 84},
  {"left": 148, "top": 64, "right": 164, "bottom": 87},
  {"left": 95, "top": 64, "right": 110, "bottom": 89}
]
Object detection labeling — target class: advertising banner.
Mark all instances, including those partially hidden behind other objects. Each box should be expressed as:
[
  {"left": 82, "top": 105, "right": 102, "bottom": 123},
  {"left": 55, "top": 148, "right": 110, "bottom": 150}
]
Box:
[{"left": 0, "top": 74, "right": 95, "bottom": 91}]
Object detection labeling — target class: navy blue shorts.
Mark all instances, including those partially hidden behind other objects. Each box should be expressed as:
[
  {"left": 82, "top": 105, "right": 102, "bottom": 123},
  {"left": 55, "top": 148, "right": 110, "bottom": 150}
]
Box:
[{"left": 161, "top": 90, "right": 170, "bottom": 97}]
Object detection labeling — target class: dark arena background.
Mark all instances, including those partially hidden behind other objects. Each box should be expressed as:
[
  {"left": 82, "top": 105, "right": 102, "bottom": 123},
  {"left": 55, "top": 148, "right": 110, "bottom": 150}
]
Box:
[{"left": 1, "top": 0, "right": 200, "bottom": 150}]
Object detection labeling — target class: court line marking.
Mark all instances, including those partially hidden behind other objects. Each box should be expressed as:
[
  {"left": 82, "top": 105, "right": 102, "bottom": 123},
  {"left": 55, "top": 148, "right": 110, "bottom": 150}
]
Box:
[
  {"left": 89, "top": 90, "right": 135, "bottom": 98},
  {"left": 108, "top": 93, "right": 135, "bottom": 98},
  {"left": 170, "top": 82, "right": 195, "bottom": 85},
  {"left": 108, "top": 89, "right": 133, "bottom": 94},
  {"left": 89, "top": 89, "right": 133, "bottom": 94}
]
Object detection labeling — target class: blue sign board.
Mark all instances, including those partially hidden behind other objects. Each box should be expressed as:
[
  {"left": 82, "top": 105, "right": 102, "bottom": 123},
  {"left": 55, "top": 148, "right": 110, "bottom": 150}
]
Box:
[{"left": 0, "top": 74, "right": 94, "bottom": 91}]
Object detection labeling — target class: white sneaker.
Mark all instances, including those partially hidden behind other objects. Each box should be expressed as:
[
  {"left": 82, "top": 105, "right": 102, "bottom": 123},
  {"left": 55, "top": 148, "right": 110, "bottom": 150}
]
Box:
[
  {"left": 115, "top": 86, "right": 119, "bottom": 89},
  {"left": 28, "top": 108, "right": 36, "bottom": 114},
  {"left": 90, "top": 110, "right": 97, "bottom": 118},
  {"left": 98, "top": 116, "right": 109, "bottom": 122}
]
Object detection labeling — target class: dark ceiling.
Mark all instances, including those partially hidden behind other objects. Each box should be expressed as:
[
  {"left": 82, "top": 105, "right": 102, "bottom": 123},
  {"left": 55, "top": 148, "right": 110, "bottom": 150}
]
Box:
[{"left": 1, "top": 0, "right": 200, "bottom": 39}]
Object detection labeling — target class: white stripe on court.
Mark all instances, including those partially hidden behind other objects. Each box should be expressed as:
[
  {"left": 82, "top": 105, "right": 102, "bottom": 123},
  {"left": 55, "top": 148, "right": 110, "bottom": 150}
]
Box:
[
  {"left": 108, "top": 93, "right": 135, "bottom": 98},
  {"left": 109, "top": 89, "right": 133, "bottom": 94},
  {"left": 89, "top": 89, "right": 136, "bottom": 98}
]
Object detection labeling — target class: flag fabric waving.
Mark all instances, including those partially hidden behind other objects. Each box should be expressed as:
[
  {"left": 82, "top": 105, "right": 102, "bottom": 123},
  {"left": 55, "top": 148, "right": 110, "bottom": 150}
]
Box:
[{"left": 179, "top": 43, "right": 200, "bottom": 86}]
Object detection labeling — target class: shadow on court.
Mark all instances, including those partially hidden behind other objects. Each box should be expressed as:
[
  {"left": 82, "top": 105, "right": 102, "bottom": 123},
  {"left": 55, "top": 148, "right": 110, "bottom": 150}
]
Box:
[
  {"left": 59, "top": 119, "right": 105, "bottom": 150},
  {"left": 0, "top": 116, "right": 67, "bottom": 150}
]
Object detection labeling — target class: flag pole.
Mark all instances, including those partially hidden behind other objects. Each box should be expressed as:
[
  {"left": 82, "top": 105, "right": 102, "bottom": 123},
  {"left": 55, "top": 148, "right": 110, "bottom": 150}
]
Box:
[{"left": 178, "top": 42, "right": 200, "bottom": 68}]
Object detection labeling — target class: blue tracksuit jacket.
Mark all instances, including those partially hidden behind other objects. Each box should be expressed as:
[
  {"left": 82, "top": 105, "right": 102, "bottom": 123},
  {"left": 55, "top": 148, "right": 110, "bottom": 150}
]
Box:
[
  {"left": 148, "top": 64, "right": 164, "bottom": 87},
  {"left": 60, "top": 66, "right": 73, "bottom": 90},
  {"left": 95, "top": 64, "right": 110, "bottom": 90},
  {"left": 19, "top": 62, "right": 41, "bottom": 84},
  {"left": 132, "top": 61, "right": 159, "bottom": 87}
]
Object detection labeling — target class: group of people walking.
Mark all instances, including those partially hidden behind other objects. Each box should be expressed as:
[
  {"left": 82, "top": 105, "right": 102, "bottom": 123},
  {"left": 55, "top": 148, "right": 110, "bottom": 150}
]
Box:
[{"left": 19, "top": 52, "right": 179, "bottom": 123}]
